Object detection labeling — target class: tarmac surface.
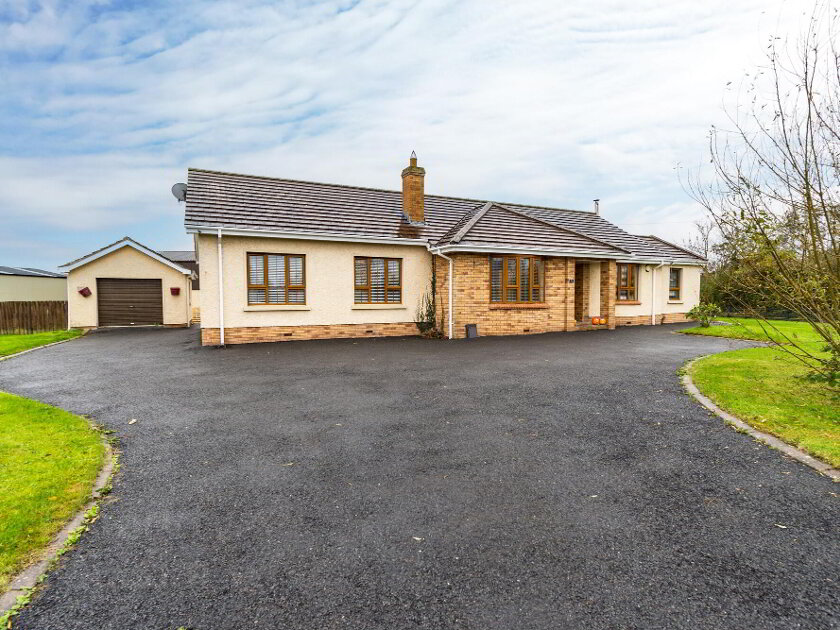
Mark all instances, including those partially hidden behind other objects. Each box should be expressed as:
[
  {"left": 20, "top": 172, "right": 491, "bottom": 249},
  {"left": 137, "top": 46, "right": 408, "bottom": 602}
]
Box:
[{"left": 1, "top": 324, "right": 837, "bottom": 629}]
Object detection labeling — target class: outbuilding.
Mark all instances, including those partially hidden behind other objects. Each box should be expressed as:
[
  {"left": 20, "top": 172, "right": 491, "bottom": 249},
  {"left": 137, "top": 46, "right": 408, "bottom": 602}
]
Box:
[
  {"left": 60, "top": 237, "right": 194, "bottom": 329},
  {"left": 0, "top": 266, "right": 66, "bottom": 301}
]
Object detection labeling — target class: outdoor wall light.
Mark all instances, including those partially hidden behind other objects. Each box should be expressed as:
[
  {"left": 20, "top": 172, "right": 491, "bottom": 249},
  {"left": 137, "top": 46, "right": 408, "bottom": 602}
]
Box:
[{"left": 78, "top": 287, "right": 91, "bottom": 297}]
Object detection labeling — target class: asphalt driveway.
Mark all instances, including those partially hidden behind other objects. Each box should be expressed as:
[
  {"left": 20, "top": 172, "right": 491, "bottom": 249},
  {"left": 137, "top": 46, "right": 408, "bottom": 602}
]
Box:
[{"left": 1, "top": 325, "right": 837, "bottom": 629}]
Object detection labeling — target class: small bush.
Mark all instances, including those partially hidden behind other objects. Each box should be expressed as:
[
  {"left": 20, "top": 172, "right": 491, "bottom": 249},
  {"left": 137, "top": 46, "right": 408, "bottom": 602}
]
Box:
[{"left": 687, "top": 303, "right": 722, "bottom": 327}]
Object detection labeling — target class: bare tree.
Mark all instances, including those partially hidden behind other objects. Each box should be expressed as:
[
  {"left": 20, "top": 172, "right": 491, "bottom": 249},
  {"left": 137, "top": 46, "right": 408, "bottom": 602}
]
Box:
[
  {"left": 686, "top": 3, "right": 840, "bottom": 383},
  {"left": 682, "top": 217, "right": 717, "bottom": 263}
]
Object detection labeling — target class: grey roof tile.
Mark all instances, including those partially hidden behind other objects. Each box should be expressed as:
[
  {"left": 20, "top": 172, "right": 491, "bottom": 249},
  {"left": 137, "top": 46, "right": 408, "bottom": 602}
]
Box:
[
  {"left": 184, "top": 168, "right": 706, "bottom": 262},
  {"left": 157, "top": 250, "right": 196, "bottom": 263},
  {"left": 437, "top": 204, "right": 624, "bottom": 255}
]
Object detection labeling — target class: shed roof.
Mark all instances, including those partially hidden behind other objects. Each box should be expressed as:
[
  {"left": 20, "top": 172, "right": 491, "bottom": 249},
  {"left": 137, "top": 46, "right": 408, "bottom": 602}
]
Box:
[{"left": 0, "top": 266, "right": 65, "bottom": 278}]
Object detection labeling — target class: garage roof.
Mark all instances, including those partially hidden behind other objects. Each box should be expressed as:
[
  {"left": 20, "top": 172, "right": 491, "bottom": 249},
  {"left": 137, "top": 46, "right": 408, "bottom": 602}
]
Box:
[{"left": 59, "top": 237, "right": 194, "bottom": 275}]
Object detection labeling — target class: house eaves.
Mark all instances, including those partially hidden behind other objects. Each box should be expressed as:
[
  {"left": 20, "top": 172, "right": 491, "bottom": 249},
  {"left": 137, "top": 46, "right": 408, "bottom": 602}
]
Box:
[
  {"left": 185, "top": 224, "right": 431, "bottom": 247},
  {"left": 431, "top": 244, "right": 628, "bottom": 260}
]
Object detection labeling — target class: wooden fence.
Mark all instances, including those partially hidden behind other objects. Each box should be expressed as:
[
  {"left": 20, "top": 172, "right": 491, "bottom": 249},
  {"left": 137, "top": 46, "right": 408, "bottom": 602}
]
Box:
[{"left": 0, "top": 301, "right": 68, "bottom": 334}]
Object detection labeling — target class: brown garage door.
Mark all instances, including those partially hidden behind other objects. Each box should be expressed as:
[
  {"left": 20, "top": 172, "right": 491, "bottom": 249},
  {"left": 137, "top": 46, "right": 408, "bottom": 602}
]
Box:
[{"left": 97, "top": 278, "right": 163, "bottom": 326}]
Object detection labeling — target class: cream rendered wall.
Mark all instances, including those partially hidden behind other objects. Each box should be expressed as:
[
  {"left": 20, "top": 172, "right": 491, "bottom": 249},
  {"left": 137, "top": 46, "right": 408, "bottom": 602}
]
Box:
[
  {"left": 615, "top": 265, "right": 701, "bottom": 320},
  {"left": 66, "top": 246, "right": 191, "bottom": 328},
  {"left": 197, "top": 235, "right": 433, "bottom": 330},
  {"left": 0, "top": 275, "right": 66, "bottom": 301}
]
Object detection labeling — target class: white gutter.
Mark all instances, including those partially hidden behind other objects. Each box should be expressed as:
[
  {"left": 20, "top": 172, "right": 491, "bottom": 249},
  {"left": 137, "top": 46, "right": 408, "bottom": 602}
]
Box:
[
  {"left": 428, "top": 246, "right": 454, "bottom": 340},
  {"left": 650, "top": 260, "right": 666, "bottom": 325},
  {"left": 217, "top": 227, "right": 225, "bottom": 346},
  {"left": 435, "top": 244, "right": 627, "bottom": 260}
]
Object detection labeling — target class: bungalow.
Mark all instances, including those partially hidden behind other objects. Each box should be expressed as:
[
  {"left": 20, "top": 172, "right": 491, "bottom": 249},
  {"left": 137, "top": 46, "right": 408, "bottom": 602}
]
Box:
[{"left": 184, "top": 154, "right": 705, "bottom": 346}]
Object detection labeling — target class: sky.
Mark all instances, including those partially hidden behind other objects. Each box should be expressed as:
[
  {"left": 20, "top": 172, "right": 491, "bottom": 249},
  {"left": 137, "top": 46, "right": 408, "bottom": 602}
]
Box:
[{"left": 0, "top": 0, "right": 809, "bottom": 270}]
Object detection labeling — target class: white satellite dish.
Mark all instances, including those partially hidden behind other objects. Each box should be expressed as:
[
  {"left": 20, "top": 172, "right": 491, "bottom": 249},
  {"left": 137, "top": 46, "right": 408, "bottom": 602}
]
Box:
[{"left": 171, "top": 183, "right": 188, "bottom": 202}]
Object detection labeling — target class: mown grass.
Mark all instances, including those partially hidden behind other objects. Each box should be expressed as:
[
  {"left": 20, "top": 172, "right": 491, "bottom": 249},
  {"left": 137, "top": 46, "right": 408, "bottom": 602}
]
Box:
[
  {"left": 0, "top": 392, "right": 104, "bottom": 590},
  {"left": 0, "top": 330, "right": 82, "bottom": 357},
  {"left": 681, "top": 317, "right": 826, "bottom": 348},
  {"left": 683, "top": 317, "right": 839, "bottom": 466}
]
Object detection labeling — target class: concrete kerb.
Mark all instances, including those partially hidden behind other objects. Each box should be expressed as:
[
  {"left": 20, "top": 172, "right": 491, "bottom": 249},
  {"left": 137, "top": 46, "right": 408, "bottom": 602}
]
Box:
[{"left": 682, "top": 356, "right": 839, "bottom": 482}]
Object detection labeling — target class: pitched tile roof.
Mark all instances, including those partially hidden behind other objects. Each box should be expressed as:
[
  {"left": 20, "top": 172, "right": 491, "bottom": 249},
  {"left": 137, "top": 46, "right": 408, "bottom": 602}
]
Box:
[
  {"left": 157, "top": 250, "right": 196, "bottom": 263},
  {"left": 638, "top": 235, "right": 705, "bottom": 260},
  {"left": 184, "top": 168, "right": 706, "bottom": 263},
  {"left": 59, "top": 237, "right": 193, "bottom": 275},
  {"left": 435, "top": 203, "right": 625, "bottom": 255}
]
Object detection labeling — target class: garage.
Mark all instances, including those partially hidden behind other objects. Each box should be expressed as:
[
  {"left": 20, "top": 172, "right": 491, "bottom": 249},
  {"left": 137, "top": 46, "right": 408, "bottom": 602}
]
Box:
[
  {"left": 60, "top": 237, "right": 194, "bottom": 330},
  {"left": 96, "top": 278, "right": 163, "bottom": 326}
]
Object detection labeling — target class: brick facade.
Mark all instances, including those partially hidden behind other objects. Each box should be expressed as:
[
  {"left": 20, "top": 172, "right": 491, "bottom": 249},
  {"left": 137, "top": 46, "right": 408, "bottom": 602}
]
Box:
[
  {"left": 616, "top": 312, "right": 689, "bottom": 327},
  {"left": 199, "top": 253, "right": 687, "bottom": 346},
  {"left": 662, "top": 312, "right": 690, "bottom": 324},
  {"left": 434, "top": 253, "right": 595, "bottom": 339},
  {"left": 599, "top": 260, "right": 617, "bottom": 330},
  {"left": 401, "top": 157, "right": 426, "bottom": 223},
  {"left": 201, "top": 322, "right": 418, "bottom": 346},
  {"left": 574, "top": 262, "right": 591, "bottom": 321}
]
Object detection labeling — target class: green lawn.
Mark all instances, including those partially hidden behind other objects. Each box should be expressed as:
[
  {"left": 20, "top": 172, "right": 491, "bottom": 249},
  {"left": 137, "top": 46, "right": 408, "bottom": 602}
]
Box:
[
  {"left": 683, "top": 318, "right": 839, "bottom": 466},
  {"left": 0, "top": 329, "right": 83, "bottom": 357},
  {"left": 0, "top": 392, "right": 104, "bottom": 590},
  {"left": 681, "top": 316, "right": 826, "bottom": 348}
]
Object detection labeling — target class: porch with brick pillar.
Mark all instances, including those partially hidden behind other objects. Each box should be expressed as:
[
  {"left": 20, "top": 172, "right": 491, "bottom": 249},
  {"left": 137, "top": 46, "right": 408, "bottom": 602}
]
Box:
[{"left": 599, "top": 260, "right": 617, "bottom": 329}]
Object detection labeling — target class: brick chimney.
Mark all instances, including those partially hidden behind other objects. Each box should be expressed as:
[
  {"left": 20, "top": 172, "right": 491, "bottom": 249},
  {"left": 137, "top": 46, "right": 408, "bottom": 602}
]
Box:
[{"left": 401, "top": 151, "right": 425, "bottom": 224}]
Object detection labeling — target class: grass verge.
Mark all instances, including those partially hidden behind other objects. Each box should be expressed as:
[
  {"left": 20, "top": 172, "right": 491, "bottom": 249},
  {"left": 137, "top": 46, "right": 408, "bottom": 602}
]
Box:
[
  {"left": 0, "top": 392, "right": 105, "bottom": 591},
  {"left": 680, "top": 317, "right": 826, "bottom": 349},
  {"left": 683, "top": 318, "right": 839, "bottom": 467},
  {"left": 0, "top": 330, "right": 83, "bottom": 358}
]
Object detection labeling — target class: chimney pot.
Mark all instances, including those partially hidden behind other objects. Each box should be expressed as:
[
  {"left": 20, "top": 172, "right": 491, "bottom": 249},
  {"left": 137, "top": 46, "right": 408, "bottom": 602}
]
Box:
[
  {"left": 401, "top": 151, "right": 425, "bottom": 223},
  {"left": 593, "top": 198, "right": 600, "bottom": 214}
]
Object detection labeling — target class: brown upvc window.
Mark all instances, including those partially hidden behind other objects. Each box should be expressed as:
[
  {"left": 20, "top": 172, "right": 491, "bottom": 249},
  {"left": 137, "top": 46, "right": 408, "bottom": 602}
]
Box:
[
  {"left": 354, "top": 257, "right": 402, "bottom": 303},
  {"left": 247, "top": 253, "right": 306, "bottom": 305},
  {"left": 617, "top": 263, "right": 638, "bottom": 301},
  {"left": 490, "top": 255, "right": 544, "bottom": 303},
  {"left": 669, "top": 268, "right": 682, "bottom": 300}
]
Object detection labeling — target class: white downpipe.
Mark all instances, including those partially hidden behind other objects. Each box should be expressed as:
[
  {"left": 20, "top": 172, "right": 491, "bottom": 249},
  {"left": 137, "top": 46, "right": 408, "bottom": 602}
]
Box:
[
  {"left": 428, "top": 246, "right": 454, "bottom": 340},
  {"left": 65, "top": 274, "right": 71, "bottom": 330},
  {"left": 651, "top": 260, "right": 665, "bottom": 325},
  {"left": 217, "top": 227, "right": 225, "bottom": 346},
  {"left": 438, "top": 252, "right": 454, "bottom": 340}
]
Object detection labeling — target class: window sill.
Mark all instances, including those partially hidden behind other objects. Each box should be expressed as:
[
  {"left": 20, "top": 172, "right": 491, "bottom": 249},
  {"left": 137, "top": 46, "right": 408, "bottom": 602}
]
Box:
[
  {"left": 489, "top": 303, "right": 548, "bottom": 310},
  {"left": 351, "top": 304, "right": 406, "bottom": 310},
  {"left": 617, "top": 300, "right": 642, "bottom": 305},
  {"left": 668, "top": 300, "right": 683, "bottom": 304},
  {"left": 244, "top": 305, "right": 311, "bottom": 311}
]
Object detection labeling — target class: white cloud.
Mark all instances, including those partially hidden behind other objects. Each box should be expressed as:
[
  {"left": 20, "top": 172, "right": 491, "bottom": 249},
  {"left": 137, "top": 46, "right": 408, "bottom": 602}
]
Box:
[{"left": 0, "top": 0, "right": 811, "bottom": 268}]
